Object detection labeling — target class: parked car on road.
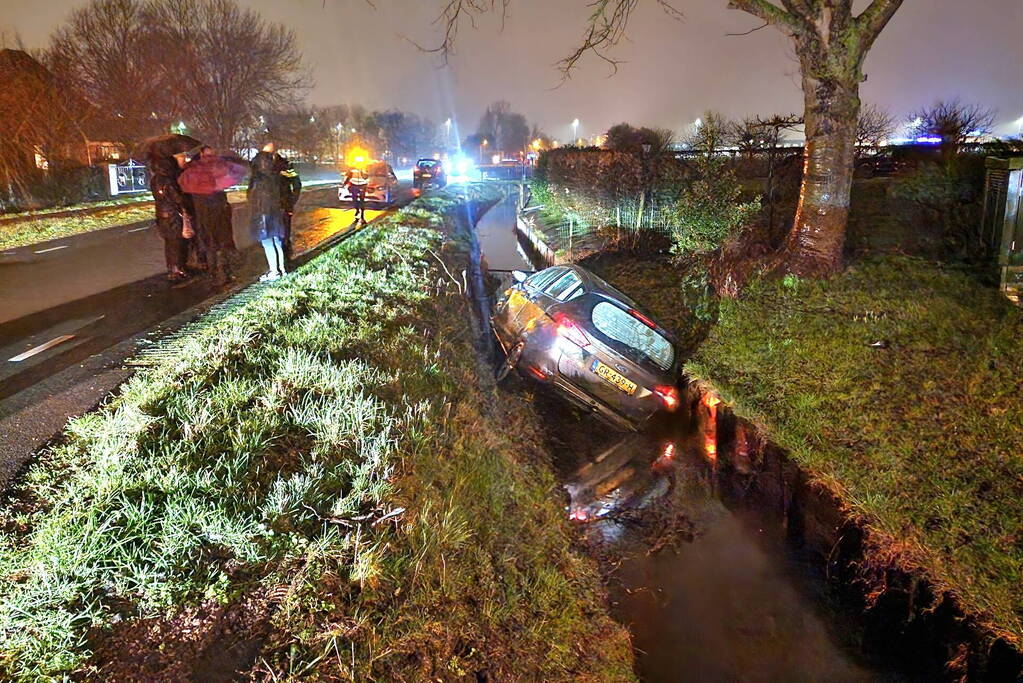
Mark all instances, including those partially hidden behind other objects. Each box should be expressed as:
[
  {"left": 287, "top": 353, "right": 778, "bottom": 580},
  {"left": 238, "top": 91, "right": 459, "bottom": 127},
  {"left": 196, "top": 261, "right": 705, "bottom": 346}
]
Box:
[
  {"left": 339, "top": 161, "right": 398, "bottom": 205},
  {"left": 492, "top": 264, "right": 680, "bottom": 431},
  {"left": 413, "top": 158, "right": 446, "bottom": 190}
]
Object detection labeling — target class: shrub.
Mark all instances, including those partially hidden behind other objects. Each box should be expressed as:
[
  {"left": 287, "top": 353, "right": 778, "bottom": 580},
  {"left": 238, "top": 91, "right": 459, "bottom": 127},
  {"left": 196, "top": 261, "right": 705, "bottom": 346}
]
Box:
[
  {"left": 666, "top": 158, "right": 760, "bottom": 257},
  {"left": 890, "top": 157, "right": 985, "bottom": 261}
]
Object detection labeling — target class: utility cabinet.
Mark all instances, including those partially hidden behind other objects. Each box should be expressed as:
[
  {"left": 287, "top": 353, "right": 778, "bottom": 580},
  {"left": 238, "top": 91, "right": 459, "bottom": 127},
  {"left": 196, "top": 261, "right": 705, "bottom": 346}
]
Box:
[{"left": 982, "top": 157, "right": 1023, "bottom": 304}]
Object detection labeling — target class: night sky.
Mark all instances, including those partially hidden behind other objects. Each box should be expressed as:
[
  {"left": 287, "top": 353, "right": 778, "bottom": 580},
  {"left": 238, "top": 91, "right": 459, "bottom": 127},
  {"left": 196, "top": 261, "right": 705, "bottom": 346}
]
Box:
[{"left": 4, "top": 0, "right": 1022, "bottom": 142}]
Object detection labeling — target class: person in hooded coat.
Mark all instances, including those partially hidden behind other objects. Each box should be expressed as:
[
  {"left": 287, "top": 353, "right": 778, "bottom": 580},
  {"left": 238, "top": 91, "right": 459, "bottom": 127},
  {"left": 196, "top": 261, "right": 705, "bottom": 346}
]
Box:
[
  {"left": 148, "top": 156, "right": 193, "bottom": 281},
  {"left": 248, "top": 149, "right": 288, "bottom": 281}
]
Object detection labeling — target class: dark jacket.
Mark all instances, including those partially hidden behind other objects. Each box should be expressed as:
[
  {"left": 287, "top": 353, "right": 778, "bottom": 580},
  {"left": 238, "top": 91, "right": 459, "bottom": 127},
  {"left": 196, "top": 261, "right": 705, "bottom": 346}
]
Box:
[
  {"left": 247, "top": 152, "right": 284, "bottom": 219},
  {"left": 277, "top": 155, "right": 302, "bottom": 213},
  {"left": 149, "top": 158, "right": 191, "bottom": 218}
]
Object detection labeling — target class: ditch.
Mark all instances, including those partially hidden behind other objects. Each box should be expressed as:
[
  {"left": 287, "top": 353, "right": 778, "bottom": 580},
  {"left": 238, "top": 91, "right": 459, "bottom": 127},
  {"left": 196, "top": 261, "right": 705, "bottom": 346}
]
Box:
[{"left": 472, "top": 193, "right": 909, "bottom": 682}]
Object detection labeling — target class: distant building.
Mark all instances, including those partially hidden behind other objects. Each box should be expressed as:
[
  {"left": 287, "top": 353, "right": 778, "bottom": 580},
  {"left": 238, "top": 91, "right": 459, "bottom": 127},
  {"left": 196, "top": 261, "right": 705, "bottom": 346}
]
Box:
[{"left": 0, "top": 49, "right": 124, "bottom": 174}]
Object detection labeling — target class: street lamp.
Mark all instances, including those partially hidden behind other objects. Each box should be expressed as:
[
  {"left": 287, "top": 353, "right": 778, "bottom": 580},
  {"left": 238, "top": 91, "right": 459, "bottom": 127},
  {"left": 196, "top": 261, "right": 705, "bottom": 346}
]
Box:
[
  {"left": 480, "top": 138, "right": 488, "bottom": 163},
  {"left": 333, "top": 123, "right": 344, "bottom": 164},
  {"left": 572, "top": 118, "right": 580, "bottom": 146},
  {"left": 444, "top": 118, "right": 452, "bottom": 142}
]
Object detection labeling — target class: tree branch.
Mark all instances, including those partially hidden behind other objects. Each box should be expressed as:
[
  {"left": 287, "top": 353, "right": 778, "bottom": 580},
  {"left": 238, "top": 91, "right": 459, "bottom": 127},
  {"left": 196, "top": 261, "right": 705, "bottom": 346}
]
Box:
[
  {"left": 725, "top": 20, "right": 769, "bottom": 36},
  {"left": 727, "top": 0, "right": 807, "bottom": 35},
  {"left": 855, "top": 0, "right": 904, "bottom": 54}
]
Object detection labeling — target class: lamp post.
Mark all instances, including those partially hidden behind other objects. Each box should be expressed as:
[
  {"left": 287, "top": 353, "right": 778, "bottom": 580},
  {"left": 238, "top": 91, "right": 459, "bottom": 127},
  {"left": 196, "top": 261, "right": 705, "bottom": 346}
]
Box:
[
  {"left": 480, "top": 138, "right": 488, "bottom": 164},
  {"left": 444, "top": 118, "right": 452, "bottom": 146},
  {"left": 572, "top": 118, "right": 580, "bottom": 146}
]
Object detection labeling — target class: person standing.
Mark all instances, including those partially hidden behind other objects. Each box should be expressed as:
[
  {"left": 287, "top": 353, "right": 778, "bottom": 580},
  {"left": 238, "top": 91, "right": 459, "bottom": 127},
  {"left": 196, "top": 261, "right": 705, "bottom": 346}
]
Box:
[
  {"left": 248, "top": 148, "right": 288, "bottom": 281},
  {"left": 148, "top": 156, "right": 192, "bottom": 281},
  {"left": 343, "top": 164, "right": 369, "bottom": 224},
  {"left": 189, "top": 146, "right": 238, "bottom": 285},
  {"left": 279, "top": 154, "right": 301, "bottom": 262}
]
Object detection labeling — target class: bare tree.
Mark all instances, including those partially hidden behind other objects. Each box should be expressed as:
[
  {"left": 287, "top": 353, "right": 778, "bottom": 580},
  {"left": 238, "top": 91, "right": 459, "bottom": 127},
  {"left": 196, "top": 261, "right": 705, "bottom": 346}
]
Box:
[
  {"left": 476, "top": 100, "right": 532, "bottom": 155},
  {"left": 855, "top": 103, "right": 895, "bottom": 155},
  {"left": 419, "top": 0, "right": 905, "bottom": 276},
  {"left": 147, "top": 0, "right": 308, "bottom": 149},
  {"left": 910, "top": 98, "right": 996, "bottom": 161},
  {"left": 46, "top": 0, "right": 169, "bottom": 148}
]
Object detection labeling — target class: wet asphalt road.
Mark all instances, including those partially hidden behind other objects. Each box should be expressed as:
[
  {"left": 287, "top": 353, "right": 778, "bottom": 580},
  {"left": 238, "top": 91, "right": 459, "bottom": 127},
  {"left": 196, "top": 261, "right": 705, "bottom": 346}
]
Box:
[{"left": 0, "top": 182, "right": 411, "bottom": 488}]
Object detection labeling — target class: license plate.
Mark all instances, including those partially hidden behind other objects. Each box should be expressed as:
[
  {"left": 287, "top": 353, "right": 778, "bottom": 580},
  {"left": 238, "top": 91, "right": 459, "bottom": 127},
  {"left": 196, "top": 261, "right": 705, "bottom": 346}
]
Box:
[{"left": 591, "top": 360, "right": 636, "bottom": 395}]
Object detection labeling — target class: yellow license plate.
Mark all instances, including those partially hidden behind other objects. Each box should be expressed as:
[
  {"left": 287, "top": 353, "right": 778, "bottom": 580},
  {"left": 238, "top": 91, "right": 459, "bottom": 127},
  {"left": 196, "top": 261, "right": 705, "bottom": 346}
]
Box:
[{"left": 591, "top": 360, "right": 637, "bottom": 395}]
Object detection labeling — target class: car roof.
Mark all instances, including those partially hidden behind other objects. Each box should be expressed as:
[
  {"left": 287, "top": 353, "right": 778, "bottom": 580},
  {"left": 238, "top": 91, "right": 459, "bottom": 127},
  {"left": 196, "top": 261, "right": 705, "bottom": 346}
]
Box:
[{"left": 543, "top": 264, "right": 678, "bottom": 342}]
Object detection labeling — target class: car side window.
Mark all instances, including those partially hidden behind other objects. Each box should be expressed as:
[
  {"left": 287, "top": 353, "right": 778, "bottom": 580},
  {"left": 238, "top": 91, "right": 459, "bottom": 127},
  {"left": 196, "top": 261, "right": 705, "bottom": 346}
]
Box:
[
  {"left": 545, "top": 271, "right": 580, "bottom": 300},
  {"left": 524, "top": 268, "right": 564, "bottom": 291},
  {"left": 561, "top": 283, "right": 585, "bottom": 301}
]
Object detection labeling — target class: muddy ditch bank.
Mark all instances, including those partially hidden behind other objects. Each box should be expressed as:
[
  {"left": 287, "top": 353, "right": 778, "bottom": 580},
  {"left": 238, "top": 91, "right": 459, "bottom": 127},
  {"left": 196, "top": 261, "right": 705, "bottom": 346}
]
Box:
[{"left": 685, "top": 381, "right": 1023, "bottom": 681}]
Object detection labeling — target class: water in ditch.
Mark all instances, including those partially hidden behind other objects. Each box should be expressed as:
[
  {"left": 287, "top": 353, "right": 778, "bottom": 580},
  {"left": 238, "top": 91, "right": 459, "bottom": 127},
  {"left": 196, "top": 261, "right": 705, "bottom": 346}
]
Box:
[{"left": 474, "top": 194, "right": 907, "bottom": 682}]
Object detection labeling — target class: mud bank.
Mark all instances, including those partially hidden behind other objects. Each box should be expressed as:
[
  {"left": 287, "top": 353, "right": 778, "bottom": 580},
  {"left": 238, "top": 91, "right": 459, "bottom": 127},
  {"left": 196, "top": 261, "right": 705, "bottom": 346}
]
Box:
[{"left": 685, "top": 381, "right": 1023, "bottom": 681}]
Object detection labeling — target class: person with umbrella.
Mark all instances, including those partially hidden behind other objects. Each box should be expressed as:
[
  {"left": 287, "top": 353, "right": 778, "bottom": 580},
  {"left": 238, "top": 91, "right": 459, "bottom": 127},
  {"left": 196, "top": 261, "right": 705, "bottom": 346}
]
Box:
[
  {"left": 147, "top": 155, "right": 193, "bottom": 281},
  {"left": 248, "top": 147, "right": 289, "bottom": 281},
  {"left": 178, "top": 146, "right": 248, "bottom": 285},
  {"left": 143, "top": 134, "right": 202, "bottom": 281}
]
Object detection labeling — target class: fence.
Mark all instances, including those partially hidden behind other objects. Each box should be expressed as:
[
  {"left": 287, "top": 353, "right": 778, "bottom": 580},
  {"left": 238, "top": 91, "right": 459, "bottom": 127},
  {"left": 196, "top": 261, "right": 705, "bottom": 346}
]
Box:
[{"left": 107, "top": 159, "right": 149, "bottom": 195}]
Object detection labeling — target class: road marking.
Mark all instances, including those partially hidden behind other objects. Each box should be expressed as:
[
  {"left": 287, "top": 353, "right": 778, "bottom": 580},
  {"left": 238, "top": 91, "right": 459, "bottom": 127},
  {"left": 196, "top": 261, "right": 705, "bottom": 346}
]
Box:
[
  {"left": 126, "top": 225, "right": 152, "bottom": 233},
  {"left": 8, "top": 335, "right": 76, "bottom": 362},
  {"left": 34, "top": 245, "right": 68, "bottom": 254}
]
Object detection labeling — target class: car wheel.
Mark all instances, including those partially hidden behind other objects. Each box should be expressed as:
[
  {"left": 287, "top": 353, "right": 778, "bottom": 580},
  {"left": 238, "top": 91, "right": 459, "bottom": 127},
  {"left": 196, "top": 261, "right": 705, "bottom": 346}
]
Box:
[{"left": 496, "top": 341, "right": 524, "bottom": 382}]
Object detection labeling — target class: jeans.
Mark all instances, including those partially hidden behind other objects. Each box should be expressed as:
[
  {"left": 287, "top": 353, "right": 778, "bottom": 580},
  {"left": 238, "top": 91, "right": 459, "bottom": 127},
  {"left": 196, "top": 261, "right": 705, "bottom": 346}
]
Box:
[{"left": 261, "top": 236, "right": 286, "bottom": 275}]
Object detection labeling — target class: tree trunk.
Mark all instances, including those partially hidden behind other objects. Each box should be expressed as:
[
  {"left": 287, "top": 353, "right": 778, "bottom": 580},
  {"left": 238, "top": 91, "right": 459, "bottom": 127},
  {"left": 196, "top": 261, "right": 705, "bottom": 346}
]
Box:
[{"left": 784, "top": 67, "right": 860, "bottom": 277}]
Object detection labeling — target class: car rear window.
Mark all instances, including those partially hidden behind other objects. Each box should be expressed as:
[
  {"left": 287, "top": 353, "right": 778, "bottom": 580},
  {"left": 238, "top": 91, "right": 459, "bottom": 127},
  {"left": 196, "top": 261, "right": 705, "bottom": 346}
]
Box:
[
  {"left": 418, "top": 160, "right": 439, "bottom": 169},
  {"left": 591, "top": 302, "right": 674, "bottom": 371}
]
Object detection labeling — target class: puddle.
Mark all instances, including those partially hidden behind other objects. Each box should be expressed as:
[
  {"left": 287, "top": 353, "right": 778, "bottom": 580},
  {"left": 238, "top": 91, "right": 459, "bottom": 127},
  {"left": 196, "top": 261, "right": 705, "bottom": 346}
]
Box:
[{"left": 473, "top": 192, "right": 908, "bottom": 682}]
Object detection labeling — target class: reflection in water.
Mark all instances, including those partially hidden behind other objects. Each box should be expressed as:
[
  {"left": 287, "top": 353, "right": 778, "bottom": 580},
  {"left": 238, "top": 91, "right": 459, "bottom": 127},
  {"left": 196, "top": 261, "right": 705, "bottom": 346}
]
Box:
[
  {"left": 561, "top": 417, "right": 902, "bottom": 683},
  {"left": 702, "top": 392, "right": 720, "bottom": 462},
  {"left": 474, "top": 196, "right": 533, "bottom": 272}
]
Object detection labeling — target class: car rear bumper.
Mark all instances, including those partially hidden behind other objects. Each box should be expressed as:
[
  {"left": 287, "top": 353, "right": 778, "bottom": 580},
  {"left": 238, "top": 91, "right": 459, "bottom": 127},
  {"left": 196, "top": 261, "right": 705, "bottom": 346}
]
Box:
[{"left": 548, "top": 373, "right": 645, "bottom": 432}]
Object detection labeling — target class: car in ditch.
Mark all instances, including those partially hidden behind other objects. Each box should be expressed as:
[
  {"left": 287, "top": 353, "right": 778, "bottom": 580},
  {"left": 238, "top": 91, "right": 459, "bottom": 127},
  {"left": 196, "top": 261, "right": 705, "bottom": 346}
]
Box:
[
  {"left": 491, "top": 264, "right": 681, "bottom": 431},
  {"left": 338, "top": 161, "right": 399, "bottom": 205}
]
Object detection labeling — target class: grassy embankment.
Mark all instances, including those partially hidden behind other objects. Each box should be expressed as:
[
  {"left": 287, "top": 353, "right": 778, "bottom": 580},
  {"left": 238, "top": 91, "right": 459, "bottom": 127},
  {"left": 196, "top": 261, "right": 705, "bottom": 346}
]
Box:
[
  {"left": 0, "top": 202, "right": 156, "bottom": 251},
  {"left": 686, "top": 257, "right": 1023, "bottom": 645},
  {"left": 0, "top": 185, "right": 633, "bottom": 680}
]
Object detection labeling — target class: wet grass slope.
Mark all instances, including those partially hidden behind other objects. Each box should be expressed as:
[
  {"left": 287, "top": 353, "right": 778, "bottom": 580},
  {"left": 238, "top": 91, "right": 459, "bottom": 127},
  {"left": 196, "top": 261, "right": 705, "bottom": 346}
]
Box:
[
  {"left": 0, "top": 185, "right": 633, "bottom": 680},
  {"left": 686, "top": 257, "right": 1023, "bottom": 647}
]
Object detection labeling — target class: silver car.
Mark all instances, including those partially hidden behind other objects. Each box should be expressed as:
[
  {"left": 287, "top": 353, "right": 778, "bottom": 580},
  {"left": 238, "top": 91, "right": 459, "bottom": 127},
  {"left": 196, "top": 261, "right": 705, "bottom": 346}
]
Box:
[{"left": 491, "top": 265, "right": 680, "bottom": 431}]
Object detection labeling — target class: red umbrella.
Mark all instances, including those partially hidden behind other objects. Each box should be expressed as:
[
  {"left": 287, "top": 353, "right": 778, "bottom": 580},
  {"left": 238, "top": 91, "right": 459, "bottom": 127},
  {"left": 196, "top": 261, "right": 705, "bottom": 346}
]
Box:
[{"left": 178, "top": 153, "right": 250, "bottom": 195}]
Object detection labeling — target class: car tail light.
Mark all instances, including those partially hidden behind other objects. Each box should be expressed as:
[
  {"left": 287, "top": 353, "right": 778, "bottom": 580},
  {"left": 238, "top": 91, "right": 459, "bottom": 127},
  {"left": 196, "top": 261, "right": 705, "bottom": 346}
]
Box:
[
  {"left": 553, "top": 312, "right": 590, "bottom": 349},
  {"left": 527, "top": 366, "right": 548, "bottom": 380},
  {"left": 630, "top": 308, "right": 657, "bottom": 329},
  {"left": 653, "top": 385, "right": 680, "bottom": 411}
]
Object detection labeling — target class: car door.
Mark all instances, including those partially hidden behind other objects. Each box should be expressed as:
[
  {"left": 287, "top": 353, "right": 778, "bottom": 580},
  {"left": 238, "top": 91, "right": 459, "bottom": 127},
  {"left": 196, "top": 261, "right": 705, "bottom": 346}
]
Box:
[{"left": 498, "top": 267, "right": 565, "bottom": 342}]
